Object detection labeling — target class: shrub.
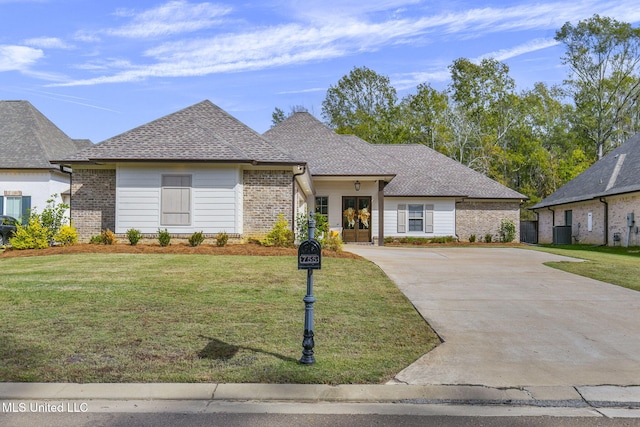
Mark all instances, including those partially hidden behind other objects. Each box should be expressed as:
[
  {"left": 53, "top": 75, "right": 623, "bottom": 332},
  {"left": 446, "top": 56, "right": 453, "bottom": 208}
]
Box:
[
  {"left": 101, "top": 229, "right": 117, "bottom": 245},
  {"left": 126, "top": 228, "right": 142, "bottom": 246},
  {"left": 296, "top": 211, "right": 329, "bottom": 242},
  {"left": 430, "top": 236, "right": 455, "bottom": 244},
  {"left": 216, "top": 231, "right": 228, "bottom": 247},
  {"left": 158, "top": 228, "right": 171, "bottom": 247},
  {"left": 324, "top": 230, "right": 343, "bottom": 252},
  {"left": 189, "top": 231, "right": 205, "bottom": 247},
  {"left": 499, "top": 219, "right": 516, "bottom": 243},
  {"left": 484, "top": 233, "right": 493, "bottom": 243},
  {"left": 40, "top": 195, "right": 69, "bottom": 242},
  {"left": 9, "top": 216, "right": 49, "bottom": 250},
  {"left": 469, "top": 234, "right": 477, "bottom": 243},
  {"left": 262, "top": 214, "right": 294, "bottom": 247},
  {"left": 90, "top": 234, "right": 103, "bottom": 244},
  {"left": 54, "top": 224, "right": 78, "bottom": 246}
]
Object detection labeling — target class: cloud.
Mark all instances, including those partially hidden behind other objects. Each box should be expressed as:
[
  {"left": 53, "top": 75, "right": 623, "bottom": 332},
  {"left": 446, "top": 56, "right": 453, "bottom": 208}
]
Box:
[
  {"left": 0, "top": 45, "right": 43, "bottom": 72},
  {"left": 24, "top": 37, "right": 74, "bottom": 49},
  {"left": 475, "top": 38, "right": 561, "bottom": 62},
  {"left": 107, "top": 0, "right": 233, "bottom": 38},
  {"left": 54, "top": 0, "right": 640, "bottom": 87}
]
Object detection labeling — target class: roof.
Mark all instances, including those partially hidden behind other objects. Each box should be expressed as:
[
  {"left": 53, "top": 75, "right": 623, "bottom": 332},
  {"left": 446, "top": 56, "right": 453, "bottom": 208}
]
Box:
[
  {"left": 0, "top": 100, "right": 92, "bottom": 169},
  {"left": 531, "top": 133, "right": 640, "bottom": 209},
  {"left": 59, "top": 100, "right": 298, "bottom": 165},
  {"left": 262, "top": 112, "right": 396, "bottom": 177},
  {"left": 265, "top": 112, "right": 525, "bottom": 200}
]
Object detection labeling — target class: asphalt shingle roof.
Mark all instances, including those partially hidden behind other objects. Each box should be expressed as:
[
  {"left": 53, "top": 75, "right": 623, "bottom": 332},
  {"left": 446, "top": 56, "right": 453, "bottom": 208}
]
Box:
[
  {"left": 0, "top": 100, "right": 92, "bottom": 169},
  {"left": 532, "top": 133, "right": 640, "bottom": 209},
  {"left": 265, "top": 112, "right": 525, "bottom": 200},
  {"left": 60, "top": 100, "right": 298, "bottom": 165}
]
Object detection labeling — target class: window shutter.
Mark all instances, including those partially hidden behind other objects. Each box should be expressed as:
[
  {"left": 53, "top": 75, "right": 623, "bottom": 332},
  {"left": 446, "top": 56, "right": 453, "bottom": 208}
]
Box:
[
  {"left": 425, "top": 204, "right": 434, "bottom": 233},
  {"left": 21, "top": 196, "right": 31, "bottom": 224},
  {"left": 0, "top": 196, "right": 3, "bottom": 215},
  {"left": 397, "top": 204, "right": 406, "bottom": 233}
]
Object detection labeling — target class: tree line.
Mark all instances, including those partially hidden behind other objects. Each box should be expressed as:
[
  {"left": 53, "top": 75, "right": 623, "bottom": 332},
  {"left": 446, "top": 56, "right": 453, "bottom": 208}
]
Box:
[{"left": 272, "top": 15, "right": 640, "bottom": 217}]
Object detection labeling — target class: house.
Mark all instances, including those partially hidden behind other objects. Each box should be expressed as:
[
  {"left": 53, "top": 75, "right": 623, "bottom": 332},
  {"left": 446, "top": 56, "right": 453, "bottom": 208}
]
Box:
[
  {"left": 56, "top": 100, "right": 525, "bottom": 243},
  {"left": 264, "top": 112, "right": 526, "bottom": 243},
  {"left": 531, "top": 133, "right": 640, "bottom": 246},
  {"left": 0, "top": 100, "right": 92, "bottom": 222}
]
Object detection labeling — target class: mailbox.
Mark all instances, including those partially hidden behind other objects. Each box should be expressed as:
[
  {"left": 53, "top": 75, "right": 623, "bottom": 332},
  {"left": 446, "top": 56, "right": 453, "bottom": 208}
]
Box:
[{"left": 298, "top": 239, "right": 322, "bottom": 270}]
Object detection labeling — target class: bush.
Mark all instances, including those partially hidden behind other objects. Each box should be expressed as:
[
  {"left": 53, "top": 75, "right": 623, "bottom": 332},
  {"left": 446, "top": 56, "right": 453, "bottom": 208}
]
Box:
[
  {"left": 469, "top": 234, "right": 477, "bottom": 243},
  {"left": 101, "top": 229, "right": 117, "bottom": 245},
  {"left": 189, "top": 231, "right": 205, "bottom": 247},
  {"left": 90, "top": 234, "right": 103, "bottom": 244},
  {"left": 262, "top": 214, "right": 294, "bottom": 247},
  {"left": 9, "top": 216, "right": 49, "bottom": 249},
  {"left": 484, "top": 233, "right": 493, "bottom": 243},
  {"left": 499, "top": 219, "right": 516, "bottom": 243},
  {"left": 158, "top": 228, "right": 171, "bottom": 247},
  {"left": 216, "top": 231, "right": 229, "bottom": 247},
  {"left": 40, "top": 195, "right": 69, "bottom": 242},
  {"left": 54, "top": 224, "right": 78, "bottom": 246},
  {"left": 324, "top": 230, "right": 343, "bottom": 252},
  {"left": 126, "top": 228, "right": 142, "bottom": 246}
]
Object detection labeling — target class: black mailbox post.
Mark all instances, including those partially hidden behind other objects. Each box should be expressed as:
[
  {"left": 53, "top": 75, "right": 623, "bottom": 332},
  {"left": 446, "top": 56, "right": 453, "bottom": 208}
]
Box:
[{"left": 298, "top": 217, "right": 321, "bottom": 365}]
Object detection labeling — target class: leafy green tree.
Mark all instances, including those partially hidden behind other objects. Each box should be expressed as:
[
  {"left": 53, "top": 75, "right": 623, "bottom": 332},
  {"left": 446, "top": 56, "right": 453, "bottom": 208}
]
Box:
[
  {"left": 400, "top": 83, "right": 449, "bottom": 149},
  {"left": 271, "top": 105, "right": 309, "bottom": 127},
  {"left": 322, "top": 66, "right": 405, "bottom": 144},
  {"left": 556, "top": 14, "right": 640, "bottom": 158}
]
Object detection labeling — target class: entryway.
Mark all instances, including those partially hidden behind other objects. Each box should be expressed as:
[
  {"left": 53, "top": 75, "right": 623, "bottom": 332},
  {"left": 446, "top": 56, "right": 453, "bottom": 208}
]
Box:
[{"left": 342, "top": 196, "right": 371, "bottom": 243}]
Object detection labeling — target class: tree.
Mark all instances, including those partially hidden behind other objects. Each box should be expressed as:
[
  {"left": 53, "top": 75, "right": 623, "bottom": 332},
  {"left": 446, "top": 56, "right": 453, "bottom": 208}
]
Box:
[
  {"left": 556, "top": 14, "right": 640, "bottom": 158},
  {"left": 271, "top": 105, "right": 309, "bottom": 127},
  {"left": 321, "top": 66, "right": 403, "bottom": 144},
  {"left": 400, "top": 83, "right": 449, "bottom": 149}
]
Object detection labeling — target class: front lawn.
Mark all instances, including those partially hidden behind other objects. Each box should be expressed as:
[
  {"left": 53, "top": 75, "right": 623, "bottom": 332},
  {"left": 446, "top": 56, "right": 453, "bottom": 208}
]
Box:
[
  {"left": 0, "top": 253, "right": 438, "bottom": 383},
  {"left": 529, "top": 245, "right": 640, "bottom": 292}
]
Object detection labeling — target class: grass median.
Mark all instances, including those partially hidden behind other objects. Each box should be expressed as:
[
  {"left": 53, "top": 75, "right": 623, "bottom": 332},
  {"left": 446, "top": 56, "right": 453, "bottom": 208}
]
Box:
[{"left": 0, "top": 253, "right": 439, "bottom": 384}]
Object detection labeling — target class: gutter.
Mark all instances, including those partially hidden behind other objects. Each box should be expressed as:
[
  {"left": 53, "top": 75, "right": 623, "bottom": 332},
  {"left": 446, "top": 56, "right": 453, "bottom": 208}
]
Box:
[
  {"left": 292, "top": 165, "right": 307, "bottom": 232},
  {"left": 599, "top": 197, "right": 609, "bottom": 246}
]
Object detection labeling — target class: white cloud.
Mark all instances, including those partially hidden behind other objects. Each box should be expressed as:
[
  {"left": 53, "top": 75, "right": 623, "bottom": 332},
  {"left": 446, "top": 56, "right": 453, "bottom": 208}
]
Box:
[
  {"left": 23, "top": 37, "right": 74, "bottom": 49},
  {"left": 107, "top": 0, "right": 233, "bottom": 38},
  {"left": 0, "top": 45, "right": 43, "bottom": 72},
  {"left": 55, "top": 0, "right": 640, "bottom": 86}
]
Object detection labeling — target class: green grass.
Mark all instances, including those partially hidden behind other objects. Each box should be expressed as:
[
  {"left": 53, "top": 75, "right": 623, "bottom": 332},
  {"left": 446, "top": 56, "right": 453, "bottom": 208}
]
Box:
[
  {"left": 528, "top": 245, "right": 640, "bottom": 292},
  {"left": 0, "top": 253, "right": 438, "bottom": 384}
]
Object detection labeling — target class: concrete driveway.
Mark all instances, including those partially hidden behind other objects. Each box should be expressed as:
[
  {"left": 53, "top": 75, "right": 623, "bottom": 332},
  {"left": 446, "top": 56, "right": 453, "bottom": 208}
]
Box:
[{"left": 345, "top": 246, "right": 640, "bottom": 388}]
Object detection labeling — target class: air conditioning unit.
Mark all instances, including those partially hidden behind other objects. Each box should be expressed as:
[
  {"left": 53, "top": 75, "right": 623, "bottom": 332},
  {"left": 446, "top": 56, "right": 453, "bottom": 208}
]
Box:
[{"left": 553, "top": 226, "right": 572, "bottom": 245}]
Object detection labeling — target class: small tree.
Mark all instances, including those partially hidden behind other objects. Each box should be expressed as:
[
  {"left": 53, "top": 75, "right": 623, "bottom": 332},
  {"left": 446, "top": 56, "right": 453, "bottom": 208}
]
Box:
[{"left": 40, "top": 194, "right": 69, "bottom": 243}]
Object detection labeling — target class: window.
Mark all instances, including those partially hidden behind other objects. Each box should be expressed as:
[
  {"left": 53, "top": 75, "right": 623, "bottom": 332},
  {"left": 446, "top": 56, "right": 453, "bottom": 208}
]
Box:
[
  {"left": 315, "top": 196, "right": 328, "bottom": 216},
  {"left": 408, "top": 204, "right": 424, "bottom": 231},
  {"left": 1, "top": 195, "right": 31, "bottom": 223},
  {"left": 397, "top": 204, "right": 434, "bottom": 233},
  {"left": 161, "top": 175, "right": 191, "bottom": 226},
  {"left": 565, "top": 210, "right": 572, "bottom": 227}
]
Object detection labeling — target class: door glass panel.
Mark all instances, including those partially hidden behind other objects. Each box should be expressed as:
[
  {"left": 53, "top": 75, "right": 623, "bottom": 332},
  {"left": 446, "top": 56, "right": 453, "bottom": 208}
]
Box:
[
  {"left": 358, "top": 198, "right": 370, "bottom": 229},
  {"left": 343, "top": 197, "right": 356, "bottom": 229}
]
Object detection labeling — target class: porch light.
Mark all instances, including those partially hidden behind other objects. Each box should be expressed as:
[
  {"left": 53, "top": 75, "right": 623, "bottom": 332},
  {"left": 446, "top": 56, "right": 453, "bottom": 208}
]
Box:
[{"left": 354, "top": 180, "right": 361, "bottom": 191}]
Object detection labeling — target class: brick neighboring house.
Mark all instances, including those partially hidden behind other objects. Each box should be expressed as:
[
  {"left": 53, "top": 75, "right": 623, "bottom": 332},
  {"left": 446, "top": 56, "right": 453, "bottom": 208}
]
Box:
[
  {"left": 531, "top": 133, "right": 640, "bottom": 246},
  {"left": 0, "top": 100, "right": 92, "bottom": 226},
  {"left": 56, "top": 100, "right": 525, "bottom": 243}
]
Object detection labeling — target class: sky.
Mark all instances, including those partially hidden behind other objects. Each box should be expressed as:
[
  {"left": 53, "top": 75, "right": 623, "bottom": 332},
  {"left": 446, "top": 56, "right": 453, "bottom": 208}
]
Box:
[{"left": 2, "top": 0, "right": 640, "bottom": 144}]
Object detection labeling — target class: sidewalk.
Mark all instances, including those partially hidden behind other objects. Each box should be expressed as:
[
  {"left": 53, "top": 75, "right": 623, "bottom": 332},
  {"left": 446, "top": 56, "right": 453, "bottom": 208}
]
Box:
[{"left": 1, "top": 383, "right": 640, "bottom": 417}]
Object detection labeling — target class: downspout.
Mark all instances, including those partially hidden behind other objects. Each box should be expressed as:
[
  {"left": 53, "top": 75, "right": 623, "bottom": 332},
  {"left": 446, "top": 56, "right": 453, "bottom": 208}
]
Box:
[
  {"left": 292, "top": 165, "right": 307, "bottom": 233},
  {"left": 599, "top": 197, "right": 608, "bottom": 246}
]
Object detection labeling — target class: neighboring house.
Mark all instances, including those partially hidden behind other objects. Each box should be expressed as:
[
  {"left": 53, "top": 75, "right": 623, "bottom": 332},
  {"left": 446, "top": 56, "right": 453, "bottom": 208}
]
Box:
[
  {"left": 0, "top": 100, "right": 92, "bottom": 223},
  {"left": 264, "top": 112, "right": 526, "bottom": 244},
  {"left": 55, "top": 100, "right": 525, "bottom": 243},
  {"left": 531, "top": 133, "right": 640, "bottom": 247}
]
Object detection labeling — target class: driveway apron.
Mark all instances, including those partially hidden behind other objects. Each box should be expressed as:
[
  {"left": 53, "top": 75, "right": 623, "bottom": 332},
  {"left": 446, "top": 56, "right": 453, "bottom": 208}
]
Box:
[{"left": 345, "top": 246, "right": 640, "bottom": 388}]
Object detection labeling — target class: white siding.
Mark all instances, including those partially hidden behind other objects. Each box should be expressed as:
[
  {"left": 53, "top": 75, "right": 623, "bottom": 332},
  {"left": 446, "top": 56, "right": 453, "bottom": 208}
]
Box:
[
  {"left": 384, "top": 198, "right": 456, "bottom": 237},
  {"left": 116, "top": 164, "right": 241, "bottom": 234},
  {"left": 0, "top": 170, "right": 70, "bottom": 218}
]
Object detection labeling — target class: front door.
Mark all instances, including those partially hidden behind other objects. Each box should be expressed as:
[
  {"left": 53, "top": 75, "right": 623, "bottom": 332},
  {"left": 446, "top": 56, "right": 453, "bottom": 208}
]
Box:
[{"left": 342, "top": 196, "right": 372, "bottom": 243}]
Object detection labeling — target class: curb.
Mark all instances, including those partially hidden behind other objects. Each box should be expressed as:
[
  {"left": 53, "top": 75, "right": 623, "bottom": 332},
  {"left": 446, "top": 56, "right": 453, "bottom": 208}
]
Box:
[{"left": 1, "top": 383, "right": 639, "bottom": 408}]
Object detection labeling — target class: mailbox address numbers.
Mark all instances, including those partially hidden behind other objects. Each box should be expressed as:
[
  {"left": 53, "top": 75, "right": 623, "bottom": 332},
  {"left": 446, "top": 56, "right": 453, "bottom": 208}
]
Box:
[{"left": 298, "top": 239, "right": 322, "bottom": 270}]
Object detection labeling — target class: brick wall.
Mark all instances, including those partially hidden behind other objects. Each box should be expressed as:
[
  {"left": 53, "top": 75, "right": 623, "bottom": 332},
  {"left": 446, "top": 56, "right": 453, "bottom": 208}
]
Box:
[
  {"left": 456, "top": 200, "right": 521, "bottom": 242},
  {"left": 71, "top": 168, "right": 116, "bottom": 241},
  {"left": 243, "top": 170, "right": 293, "bottom": 238}
]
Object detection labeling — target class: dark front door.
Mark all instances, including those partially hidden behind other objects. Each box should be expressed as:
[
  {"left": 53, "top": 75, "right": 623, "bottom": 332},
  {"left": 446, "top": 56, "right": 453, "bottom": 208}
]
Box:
[{"left": 342, "top": 196, "right": 372, "bottom": 243}]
